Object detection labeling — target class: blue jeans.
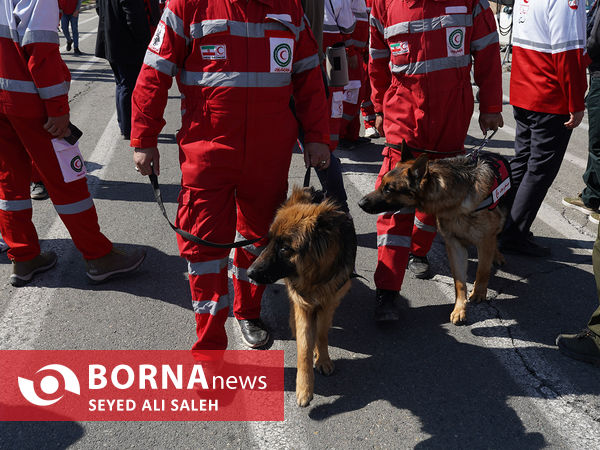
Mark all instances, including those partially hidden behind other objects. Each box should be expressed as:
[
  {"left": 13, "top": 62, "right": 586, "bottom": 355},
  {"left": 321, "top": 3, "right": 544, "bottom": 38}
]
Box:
[{"left": 60, "top": 14, "right": 79, "bottom": 48}]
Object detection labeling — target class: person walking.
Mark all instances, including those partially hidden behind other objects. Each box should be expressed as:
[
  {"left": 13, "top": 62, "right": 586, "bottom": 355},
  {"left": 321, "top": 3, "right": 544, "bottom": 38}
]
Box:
[
  {"left": 500, "top": 0, "right": 589, "bottom": 257},
  {"left": 131, "top": 0, "right": 330, "bottom": 350},
  {"left": 0, "top": 0, "right": 146, "bottom": 286},
  {"left": 368, "top": 0, "right": 503, "bottom": 321},
  {"left": 95, "top": 0, "right": 160, "bottom": 140},
  {"left": 59, "top": 0, "right": 82, "bottom": 55},
  {"left": 563, "top": 0, "right": 600, "bottom": 224}
]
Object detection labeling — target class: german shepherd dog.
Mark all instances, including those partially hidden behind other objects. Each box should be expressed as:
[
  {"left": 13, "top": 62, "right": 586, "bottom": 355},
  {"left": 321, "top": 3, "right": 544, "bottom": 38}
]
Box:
[
  {"left": 247, "top": 186, "right": 357, "bottom": 407},
  {"left": 358, "top": 148, "right": 511, "bottom": 325}
]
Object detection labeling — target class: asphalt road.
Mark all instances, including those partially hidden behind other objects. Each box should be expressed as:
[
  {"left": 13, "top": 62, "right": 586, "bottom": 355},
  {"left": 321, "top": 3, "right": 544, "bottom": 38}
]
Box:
[{"left": 1, "top": 9, "right": 599, "bottom": 449}]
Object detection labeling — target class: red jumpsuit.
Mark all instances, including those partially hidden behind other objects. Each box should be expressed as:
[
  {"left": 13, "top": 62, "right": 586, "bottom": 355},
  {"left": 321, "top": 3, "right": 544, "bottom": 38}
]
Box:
[
  {"left": 323, "top": 0, "right": 356, "bottom": 150},
  {"left": 360, "top": 0, "right": 377, "bottom": 133},
  {"left": 0, "top": 0, "right": 113, "bottom": 262},
  {"left": 339, "top": 0, "right": 369, "bottom": 142},
  {"left": 369, "top": 0, "right": 502, "bottom": 291},
  {"left": 131, "top": 0, "right": 329, "bottom": 350}
]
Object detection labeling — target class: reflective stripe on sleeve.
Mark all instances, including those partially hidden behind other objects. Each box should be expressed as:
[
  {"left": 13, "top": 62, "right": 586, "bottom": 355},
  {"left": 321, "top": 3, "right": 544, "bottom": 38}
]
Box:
[
  {"left": 0, "top": 77, "right": 37, "bottom": 94},
  {"left": 0, "top": 198, "right": 32, "bottom": 211},
  {"left": 163, "top": 7, "right": 189, "bottom": 43},
  {"left": 370, "top": 47, "right": 390, "bottom": 59},
  {"left": 473, "top": 0, "right": 490, "bottom": 17},
  {"left": 377, "top": 234, "right": 411, "bottom": 247},
  {"left": 21, "top": 29, "right": 59, "bottom": 46},
  {"left": 470, "top": 30, "right": 499, "bottom": 52},
  {"left": 188, "top": 257, "right": 228, "bottom": 276},
  {"left": 293, "top": 54, "right": 319, "bottom": 74},
  {"left": 53, "top": 196, "right": 94, "bottom": 215},
  {"left": 0, "top": 24, "right": 19, "bottom": 41},
  {"left": 179, "top": 70, "right": 291, "bottom": 88},
  {"left": 370, "top": 15, "right": 384, "bottom": 34},
  {"left": 38, "top": 81, "right": 69, "bottom": 100},
  {"left": 390, "top": 54, "right": 470, "bottom": 75},
  {"left": 192, "top": 295, "right": 230, "bottom": 315},
  {"left": 144, "top": 50, "right": 178, "bottom": 76}
]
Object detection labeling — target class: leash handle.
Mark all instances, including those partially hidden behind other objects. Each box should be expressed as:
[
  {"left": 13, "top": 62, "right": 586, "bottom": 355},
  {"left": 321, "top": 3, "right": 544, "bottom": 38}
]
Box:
[
  {"left": 149, "top": 169, "right": 262, "bottom": 249},
  {"left": 468, "top": 129, "right": 498, "bottom": 160}
]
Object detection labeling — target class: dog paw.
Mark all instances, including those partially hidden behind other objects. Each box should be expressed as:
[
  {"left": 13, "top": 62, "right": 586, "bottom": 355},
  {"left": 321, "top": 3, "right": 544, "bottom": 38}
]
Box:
[
  {"left": 468, "top": 289, "right": 487, "bottom": 303},
  {"left": 315, "top": 359, "right": 335, "bottom": 376},
  {"left": 450, "top": 308, "right": 466, "bottom": 324},
  {"left": 296, "top": 390, "right": 313, "bottom": 407}
]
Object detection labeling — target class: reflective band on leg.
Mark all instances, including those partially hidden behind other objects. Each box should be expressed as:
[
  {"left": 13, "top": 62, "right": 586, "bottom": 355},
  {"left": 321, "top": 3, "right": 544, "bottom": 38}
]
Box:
[
  {"left": 192, "top": 294, "right": 230, "bottom": 315},
  {"left": 53, "top": 196, "right": 94, "bottom": 215},
  {"left": 231, "top": 265, "right": 259, "bottom": 285},
  {"left": 188, "top": 257, "right": 228, "bottom": 275},
  {"left": 377, "top": 234, "right": 411, "bottom": 247},
  {"left": 0, "top": 198, "right": 32, "bottom": 211}
]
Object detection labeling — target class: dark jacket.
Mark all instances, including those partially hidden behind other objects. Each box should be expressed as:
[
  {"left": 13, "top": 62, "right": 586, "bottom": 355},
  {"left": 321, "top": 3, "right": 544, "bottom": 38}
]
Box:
[
  {"left": 588, "top": 1, "right": 600, "bottom": 73},
  {"left": 95, "top": 0, "right": 160, "bottom": 65}
]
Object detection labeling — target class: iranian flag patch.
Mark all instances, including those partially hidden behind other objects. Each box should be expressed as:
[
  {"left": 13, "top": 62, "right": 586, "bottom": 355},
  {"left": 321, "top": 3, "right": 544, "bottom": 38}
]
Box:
[{"left": 201, "top": 45, "right": 227, "bottom": 60}]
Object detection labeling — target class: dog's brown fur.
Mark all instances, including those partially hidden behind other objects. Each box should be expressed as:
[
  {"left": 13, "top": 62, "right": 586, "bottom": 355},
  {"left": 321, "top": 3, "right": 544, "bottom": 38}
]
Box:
[
  {"left": 358, "top": 152, "right": 511, "bottom": 325},
  {"left": 247, "top": 187, "right": 357, "bottom": 406}
]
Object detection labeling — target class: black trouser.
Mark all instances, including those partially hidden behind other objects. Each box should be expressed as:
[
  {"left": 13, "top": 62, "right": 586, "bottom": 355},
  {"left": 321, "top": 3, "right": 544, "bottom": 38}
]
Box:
[
  {"left": 109, "top": 61, "right": 143, "bottom": 139},
  {"left": 582, "top": 74, "right": 600, "bottom": 209},
  {"left": 504, "top": 106, "right": 572, "bottom": 240}
]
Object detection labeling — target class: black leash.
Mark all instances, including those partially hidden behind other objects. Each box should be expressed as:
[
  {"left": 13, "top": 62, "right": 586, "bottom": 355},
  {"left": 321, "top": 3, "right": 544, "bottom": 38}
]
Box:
[
  {"left": 148, "top": 170, "right": 262, "bottom": 249},
  {"left": 466, "top": 129, "right": 498, "bottom": 161}
]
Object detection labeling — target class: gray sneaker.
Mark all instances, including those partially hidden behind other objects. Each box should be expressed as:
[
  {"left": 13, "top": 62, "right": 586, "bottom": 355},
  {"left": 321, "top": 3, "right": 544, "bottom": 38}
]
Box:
[
  {"left": 86, "top": 247, "right": 146, "bottom": 283},
  {"left": 10, "top": 251, "right": 57, "bottom": 287}
]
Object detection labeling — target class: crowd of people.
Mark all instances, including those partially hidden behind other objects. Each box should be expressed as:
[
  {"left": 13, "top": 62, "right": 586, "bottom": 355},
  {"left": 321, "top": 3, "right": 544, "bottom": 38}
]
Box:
[{"left": 0, "top": 0, "right": 599, "bottom": 367}]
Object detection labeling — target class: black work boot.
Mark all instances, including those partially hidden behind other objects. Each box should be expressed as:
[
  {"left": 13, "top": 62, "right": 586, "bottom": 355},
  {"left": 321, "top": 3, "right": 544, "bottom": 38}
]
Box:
[
  {"left": 556, "top": 329, "right": 600, "bottom": 366},
  {"left": 237, "top": 318, "right": 269, "bottom": 348},
  {"left": 375, "top": 289, "right": 400, "bottom": 322},
  {"left": 407, "top": 253, "right": 432, "bottom": 279}
]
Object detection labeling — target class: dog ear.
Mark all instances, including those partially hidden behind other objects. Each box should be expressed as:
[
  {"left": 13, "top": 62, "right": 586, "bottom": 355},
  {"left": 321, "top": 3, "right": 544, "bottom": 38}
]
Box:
[
  {"left": 409, "top": 154, "right": 428, "bottom": 180},
  {"left": 400, "top": 140, "right": 414, "bottom": 162}
]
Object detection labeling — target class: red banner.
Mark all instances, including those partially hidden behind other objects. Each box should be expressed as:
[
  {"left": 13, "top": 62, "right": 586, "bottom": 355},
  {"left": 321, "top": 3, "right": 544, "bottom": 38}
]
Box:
[{"left": 0, "top": 350, "right": 284, "bottom": 421}]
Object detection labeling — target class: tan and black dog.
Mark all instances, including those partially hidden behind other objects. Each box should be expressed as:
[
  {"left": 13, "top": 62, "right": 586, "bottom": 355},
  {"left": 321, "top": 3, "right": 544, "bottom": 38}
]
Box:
[
  {"left": 358, "top": 150, "right": 511, "bottom": 325},
  {"left": 247, "top": 186, "right": 357, "bottom": 407}
]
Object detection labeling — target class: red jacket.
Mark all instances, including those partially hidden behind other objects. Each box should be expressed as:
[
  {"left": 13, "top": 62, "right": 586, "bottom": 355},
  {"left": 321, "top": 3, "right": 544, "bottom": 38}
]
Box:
[
  {"left": 510, "top": 0, "right": 588, "bottom": 115},
  {"left": 131, "top": 0, "right": 329, "bottom": 186},
  {"left": 0, "top": 0, "right": 71, "bottom": 118},
  {"left": 59, "top": 0, "right": 80, "bottom": 15},
  {"left": 369, "top": 0, "right": 502, "bottom": 154}
]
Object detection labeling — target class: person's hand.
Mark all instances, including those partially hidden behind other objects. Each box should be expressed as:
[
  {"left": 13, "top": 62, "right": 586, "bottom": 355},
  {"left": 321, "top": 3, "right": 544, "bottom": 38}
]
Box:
[
  {"left": 478, "top": 112, "right": 503, "bottom": 135},
  {"left": 375, "top": 114, "right": 384, "bottom": 137},
  {"left": 73, "top": 10, "right": 79, "bottom": 17},
  {"left": 134, "top": 147, "right": 160, "bottom": 176},
  {"left": 44, "top": 114, "right": 70, "bottom": 138},
  {"left": 348, "top": 54, "right": 358, "bottom": 70},
  {"left": 304, "top": 142, "right": 330, "bottom": 170},
  {"left": 564, "top": 111, "right": 584, "bottom": 129}
]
